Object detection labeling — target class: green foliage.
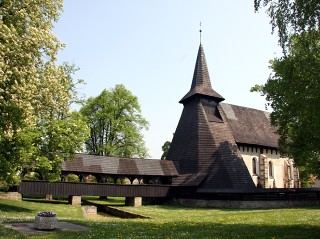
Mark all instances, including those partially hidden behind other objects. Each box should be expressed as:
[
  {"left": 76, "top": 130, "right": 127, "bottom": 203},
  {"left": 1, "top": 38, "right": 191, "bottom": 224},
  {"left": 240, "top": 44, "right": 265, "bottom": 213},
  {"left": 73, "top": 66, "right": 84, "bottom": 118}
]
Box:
[
  {"left": 65, "top": 174, "right": 80, "bottom": 182},
  {"left": 0, "top": 181, "right": 9, "bottom": 192},
  {"left": 254, "top": 0, "right": 320, "bottom": 53},
  {"left": 252, "top": 31, "right": 320, "bottom": 178},
  {"left": 0, "top": 0, "right": 89, "bottom": 183},
  {"left": 161, "top": 141, "right": 171, "bottom": 160},
  {"left": 19, "top": 111, "right": 89, "bottom": 181},
  {"left": 80, "top": 84, "right": 149, "bottom": 158},
  {"left": 22, "top": 172, "right": 41, "bottom": 181},
  {"left": 254, "top": 1, "right": 320, "bottom": 180}
]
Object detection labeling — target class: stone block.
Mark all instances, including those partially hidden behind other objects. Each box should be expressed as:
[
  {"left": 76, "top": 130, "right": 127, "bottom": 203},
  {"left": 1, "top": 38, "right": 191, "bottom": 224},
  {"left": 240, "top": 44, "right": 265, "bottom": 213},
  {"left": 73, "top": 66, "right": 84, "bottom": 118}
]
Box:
[
  {"left": 68, "top": 195, "right": 81, "bottom": 206},
  {"left": 125, "top": 197, "right": 142, "bottom": 207},
  {"left": 82, "top": 206, "right": 97, "bottom": 216}
]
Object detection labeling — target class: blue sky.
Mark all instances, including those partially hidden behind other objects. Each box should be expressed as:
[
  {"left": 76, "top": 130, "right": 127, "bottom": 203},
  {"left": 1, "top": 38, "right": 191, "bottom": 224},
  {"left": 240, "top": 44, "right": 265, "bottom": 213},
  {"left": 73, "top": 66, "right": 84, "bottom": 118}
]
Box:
[{"left": 53, "top": 1, "right": 281, "bottom": 159}]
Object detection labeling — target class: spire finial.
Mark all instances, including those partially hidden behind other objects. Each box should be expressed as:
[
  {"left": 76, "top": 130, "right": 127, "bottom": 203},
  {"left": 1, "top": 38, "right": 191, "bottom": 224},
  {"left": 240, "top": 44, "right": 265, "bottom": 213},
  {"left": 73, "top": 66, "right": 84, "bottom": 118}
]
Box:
[{"left": 199, "top": 22, "right": 202, "bottom": 43}]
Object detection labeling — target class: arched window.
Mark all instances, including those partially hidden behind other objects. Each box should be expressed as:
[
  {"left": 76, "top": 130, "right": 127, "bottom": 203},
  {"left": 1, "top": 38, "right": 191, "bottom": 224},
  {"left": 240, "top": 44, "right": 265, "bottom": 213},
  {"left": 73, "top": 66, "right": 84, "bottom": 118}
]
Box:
[
  {"left": 252, "top": 157, "right": 257, "bottom": 175},
  {"left": 268, "top": 161, "right": 274, "bottom": 178}
]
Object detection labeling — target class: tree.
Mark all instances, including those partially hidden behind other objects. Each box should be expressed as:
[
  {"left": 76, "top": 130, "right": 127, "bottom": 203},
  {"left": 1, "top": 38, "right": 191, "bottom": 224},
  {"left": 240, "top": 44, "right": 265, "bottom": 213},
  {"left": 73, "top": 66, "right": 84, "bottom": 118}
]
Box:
[
  {"left": 161, "top": 141, "right": 171, "bottom": 160},
  {"left": 254, "top": 0, "right": 320, "bottom": 53},
  {"left": 253, "top": 1, "right": 320, "bottom": 181},
  {"left": 0, "top": 0, "right": 88, "bottom": 183},
  {"left": 80, "top": 84, "right": 149, "bottom": 158},
  {"left": 252, "top": 31, "right": 320, "bottom": 180}
]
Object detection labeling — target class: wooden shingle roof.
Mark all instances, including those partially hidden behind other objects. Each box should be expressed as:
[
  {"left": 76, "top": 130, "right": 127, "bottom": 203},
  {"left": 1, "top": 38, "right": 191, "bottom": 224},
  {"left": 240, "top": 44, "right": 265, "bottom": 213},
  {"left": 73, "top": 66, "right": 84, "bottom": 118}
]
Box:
[
  {"left": 220, "top": 103, "right": 279, "bottom": 148},
  {"left": 180, "top": 44, "right": 224, "bottom": 104},
  {"left": 62, "top": 154, "right": 179, "bottom": 177}
]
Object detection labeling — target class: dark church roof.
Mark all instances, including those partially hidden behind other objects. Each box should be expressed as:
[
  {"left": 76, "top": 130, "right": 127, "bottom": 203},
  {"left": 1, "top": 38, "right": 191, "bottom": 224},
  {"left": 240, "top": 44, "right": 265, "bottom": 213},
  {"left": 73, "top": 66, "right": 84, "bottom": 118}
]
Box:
[
  {"left": 62, "top": 154, "right": 178, "bottom": 177},
  {"left": 220, "top": 103, "right": 279, "bottom": 148},
  {"left": 180, "top": 44, "right": 225, "bottom": 104},
  {"left": 167, "top": 43, "right": 256, "bottom": 190}
]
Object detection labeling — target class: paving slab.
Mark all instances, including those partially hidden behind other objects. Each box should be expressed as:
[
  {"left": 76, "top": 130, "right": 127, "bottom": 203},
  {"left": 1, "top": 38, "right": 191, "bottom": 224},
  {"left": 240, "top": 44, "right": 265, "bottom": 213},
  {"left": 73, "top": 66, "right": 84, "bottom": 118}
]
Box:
[{"left": 3, "top": 221, "right": 91, "bottom": 235}]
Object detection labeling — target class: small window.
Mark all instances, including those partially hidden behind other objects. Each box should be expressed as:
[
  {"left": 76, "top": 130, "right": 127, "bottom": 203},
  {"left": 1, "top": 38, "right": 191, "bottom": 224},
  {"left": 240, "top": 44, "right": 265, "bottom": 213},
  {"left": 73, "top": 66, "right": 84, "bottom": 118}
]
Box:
[
  {"left": 252, "top": 157, "right": 257, "bottom": 175},
  {"left": 269, "top": 161, "right": 274, "bottom": 178}
]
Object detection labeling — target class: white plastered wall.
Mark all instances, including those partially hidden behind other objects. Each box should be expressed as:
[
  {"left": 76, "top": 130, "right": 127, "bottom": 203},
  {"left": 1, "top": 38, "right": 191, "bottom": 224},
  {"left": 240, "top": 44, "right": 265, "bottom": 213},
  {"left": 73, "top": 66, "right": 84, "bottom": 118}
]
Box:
[{"left": 238, "top": 145, "right": 292, "bottom": 188}]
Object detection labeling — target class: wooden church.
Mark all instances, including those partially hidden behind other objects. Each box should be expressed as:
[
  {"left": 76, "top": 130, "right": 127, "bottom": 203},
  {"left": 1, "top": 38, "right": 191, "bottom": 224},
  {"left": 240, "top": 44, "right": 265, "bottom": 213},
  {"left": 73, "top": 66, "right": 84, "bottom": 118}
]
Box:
[
  {"left": 59, "top": 42, "right": 301, "bottom": 207},
  {"left": 166, "top": 43, "right": 300, "bottom": 191}
]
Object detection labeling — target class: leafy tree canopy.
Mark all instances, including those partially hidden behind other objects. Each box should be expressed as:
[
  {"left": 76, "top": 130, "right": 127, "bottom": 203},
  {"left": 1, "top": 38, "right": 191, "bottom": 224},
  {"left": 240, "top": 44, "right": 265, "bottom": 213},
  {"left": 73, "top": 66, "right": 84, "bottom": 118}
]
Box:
[
  {"left": 253, "top": 1, "right": 320, "bottom": 180},
  {"left": 252, "top": 31, "right": 320, "bottom": 178},
  {"left": 80, "top": 84, "right": 149, "bottom": 158},
  {"left": 0, "top": 0, "right": 89, "bottom": 184},
  {"left": 161, "top": 141, "right": 170, "bottom": 160},
  {"left": 254, "top": 0, "right": 320, "bottom": 53}
]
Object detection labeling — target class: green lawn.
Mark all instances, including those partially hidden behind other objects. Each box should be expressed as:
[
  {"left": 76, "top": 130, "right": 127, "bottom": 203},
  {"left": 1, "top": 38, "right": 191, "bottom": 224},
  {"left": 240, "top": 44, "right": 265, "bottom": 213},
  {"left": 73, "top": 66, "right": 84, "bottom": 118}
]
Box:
[{"left": 0, "top": 197, "right": 320, "bottom": 239}]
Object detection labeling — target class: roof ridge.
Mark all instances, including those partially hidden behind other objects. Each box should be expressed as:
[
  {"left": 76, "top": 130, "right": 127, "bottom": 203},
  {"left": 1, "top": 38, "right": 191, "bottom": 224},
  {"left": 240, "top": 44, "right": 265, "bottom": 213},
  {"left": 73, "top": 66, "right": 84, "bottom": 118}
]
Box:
[{"left": 220, "top": 102, "right": 270, "bottom": 113}]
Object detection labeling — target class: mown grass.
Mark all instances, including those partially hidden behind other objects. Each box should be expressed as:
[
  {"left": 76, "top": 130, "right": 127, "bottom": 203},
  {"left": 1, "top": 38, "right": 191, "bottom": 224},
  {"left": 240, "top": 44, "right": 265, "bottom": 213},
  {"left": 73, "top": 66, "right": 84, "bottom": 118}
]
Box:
[{"left": 0, "top": 197, "right": 320, "bottom": 239}]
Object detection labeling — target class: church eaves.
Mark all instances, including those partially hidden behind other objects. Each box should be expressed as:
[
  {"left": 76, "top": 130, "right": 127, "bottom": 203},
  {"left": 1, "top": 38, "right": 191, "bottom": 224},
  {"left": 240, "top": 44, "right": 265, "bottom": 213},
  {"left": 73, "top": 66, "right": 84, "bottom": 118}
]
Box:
[{"left": 179, "top": 44, "right": 225, "bottom": 104}]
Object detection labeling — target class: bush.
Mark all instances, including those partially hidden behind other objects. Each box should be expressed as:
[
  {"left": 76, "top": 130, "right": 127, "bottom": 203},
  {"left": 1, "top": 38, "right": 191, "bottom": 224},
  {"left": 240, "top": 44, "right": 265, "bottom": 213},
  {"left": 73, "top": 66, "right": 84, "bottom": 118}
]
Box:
[
  {"left": 66, "top": 174, "right": 80, "bottom": 182},
  {"left": 0, "top": 181, "right": 9, "bottom": 192},
  {"left": 23, "top": 172, "right": 41, "bottom": 180}
]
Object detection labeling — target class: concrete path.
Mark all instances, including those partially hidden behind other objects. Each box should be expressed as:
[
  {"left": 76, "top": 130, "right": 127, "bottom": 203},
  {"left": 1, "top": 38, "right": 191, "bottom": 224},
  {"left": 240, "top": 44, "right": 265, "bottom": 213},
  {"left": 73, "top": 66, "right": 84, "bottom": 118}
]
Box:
[{"left": 4, "top": 221, "right": 91, "bottom": 235}]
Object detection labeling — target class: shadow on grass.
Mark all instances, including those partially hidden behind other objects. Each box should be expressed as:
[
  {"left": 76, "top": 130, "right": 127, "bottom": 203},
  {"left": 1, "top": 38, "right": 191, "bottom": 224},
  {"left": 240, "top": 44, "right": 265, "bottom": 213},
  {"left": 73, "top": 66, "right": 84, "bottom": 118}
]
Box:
[
  {"left": 0, "top": 202, "right": 33, "bottom": 213},
  {"left": 148, "top": 203, "right": 320, "bottom": 212},
  {"left": 82, "top": 196, "right": 126, "bottom": 207},
  {"left": 23, "top": 198, "right": 68, "bottom": 205}
]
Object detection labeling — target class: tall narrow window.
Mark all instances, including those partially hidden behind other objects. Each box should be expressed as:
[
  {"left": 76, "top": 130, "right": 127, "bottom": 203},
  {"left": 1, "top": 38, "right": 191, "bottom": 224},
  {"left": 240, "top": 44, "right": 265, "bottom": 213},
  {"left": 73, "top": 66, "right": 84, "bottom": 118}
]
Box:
[
  {"left": 252, "top": 157, "right": 257, "bottom": 175},
  {"left": 269, "top": 161, "right": 274, "bottom": 178}
]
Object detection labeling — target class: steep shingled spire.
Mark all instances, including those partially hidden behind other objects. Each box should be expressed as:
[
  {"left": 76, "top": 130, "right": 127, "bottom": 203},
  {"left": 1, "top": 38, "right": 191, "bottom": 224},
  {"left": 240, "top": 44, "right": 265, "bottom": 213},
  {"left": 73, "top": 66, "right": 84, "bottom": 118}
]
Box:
[
  {"left": 167, "top": 43, "right": 255, "bottom": 190},
  {"left": 179, "top": 44, "right": 225, "bottom": 104}
]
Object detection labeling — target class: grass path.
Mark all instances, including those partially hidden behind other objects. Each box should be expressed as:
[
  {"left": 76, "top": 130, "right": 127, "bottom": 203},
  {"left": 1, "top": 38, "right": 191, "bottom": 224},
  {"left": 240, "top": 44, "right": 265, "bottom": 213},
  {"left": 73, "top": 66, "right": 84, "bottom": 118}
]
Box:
[{"left": 1, "top": 198, "right": 320, "bottom": 239}]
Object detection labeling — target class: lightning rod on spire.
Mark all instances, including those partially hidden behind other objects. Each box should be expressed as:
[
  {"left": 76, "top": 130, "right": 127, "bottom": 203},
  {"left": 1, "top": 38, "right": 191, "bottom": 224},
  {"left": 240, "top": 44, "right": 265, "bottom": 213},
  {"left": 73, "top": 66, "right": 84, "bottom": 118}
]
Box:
[{"left": 199, "top": 22, "right": 202, "bottom": 43}]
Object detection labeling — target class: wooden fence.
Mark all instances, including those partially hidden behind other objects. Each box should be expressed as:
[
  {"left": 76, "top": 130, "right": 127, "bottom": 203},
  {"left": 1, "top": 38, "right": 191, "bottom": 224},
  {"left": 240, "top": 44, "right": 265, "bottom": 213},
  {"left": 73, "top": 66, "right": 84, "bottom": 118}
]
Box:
[
  {"left": 19, "top": 180, "right": 320, "bottom": 201},
  {"left": 19, "top": 180, "right": 173, "bottom": 197}
]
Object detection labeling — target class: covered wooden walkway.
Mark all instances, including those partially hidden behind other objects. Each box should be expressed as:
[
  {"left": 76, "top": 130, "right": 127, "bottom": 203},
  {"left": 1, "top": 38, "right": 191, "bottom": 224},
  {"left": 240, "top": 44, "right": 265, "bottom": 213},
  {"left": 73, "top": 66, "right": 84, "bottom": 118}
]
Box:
[
  {"left": 19, "top": 180, "right": 174, "bottom": 198},
  {"left": 19, "top": 180, "right": 179, "bottom": 206}
]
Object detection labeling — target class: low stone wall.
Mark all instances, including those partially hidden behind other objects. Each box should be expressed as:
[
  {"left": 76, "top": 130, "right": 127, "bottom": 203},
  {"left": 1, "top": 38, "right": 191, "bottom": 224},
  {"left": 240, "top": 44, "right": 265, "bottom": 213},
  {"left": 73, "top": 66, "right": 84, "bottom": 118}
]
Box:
[
  {"left": 83, "top": 200, "right": 151, "bottom": 219},
  {"left": 0, "top": 192, "right": 22, "bottom": 201},
  {"left": 177, "top": 198, "right": 320, "bottom": 209}
]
